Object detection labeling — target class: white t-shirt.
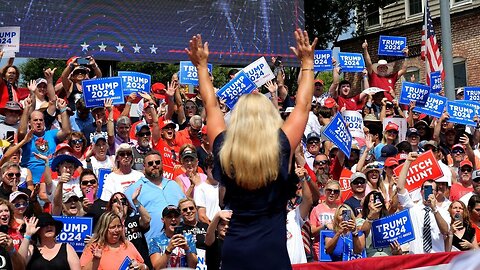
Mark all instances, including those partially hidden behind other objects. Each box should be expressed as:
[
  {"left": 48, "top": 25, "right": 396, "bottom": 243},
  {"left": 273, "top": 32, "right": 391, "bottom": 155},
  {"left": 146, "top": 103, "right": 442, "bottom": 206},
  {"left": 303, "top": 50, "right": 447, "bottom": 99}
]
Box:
[
  {"left": 286, "top": 207, "right": 307, "bottom": 264},
  {"left": 194, "top": 182, "right": 220, "bottom": 221},
  {"left": 47, "top": 177, "right": 83, "bottom": 210},
  {"left": 82, "top": 156, "right": 114, "bottom": 177},
  {"left": 100, "top": 170, "right": 144, "bottom": 201}
]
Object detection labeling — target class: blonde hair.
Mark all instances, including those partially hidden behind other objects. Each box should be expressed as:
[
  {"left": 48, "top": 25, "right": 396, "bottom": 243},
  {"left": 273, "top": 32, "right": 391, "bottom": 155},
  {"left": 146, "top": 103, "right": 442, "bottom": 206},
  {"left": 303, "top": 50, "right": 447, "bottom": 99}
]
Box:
[
  {"left": 219, "top": 93, "right": 283, "bottom": 190},
  {"left": 88, "top": 212, "right": 127, "bottom": 249},
  {"left": 332, "top": 204, "right": 355, "bottom": 232}
]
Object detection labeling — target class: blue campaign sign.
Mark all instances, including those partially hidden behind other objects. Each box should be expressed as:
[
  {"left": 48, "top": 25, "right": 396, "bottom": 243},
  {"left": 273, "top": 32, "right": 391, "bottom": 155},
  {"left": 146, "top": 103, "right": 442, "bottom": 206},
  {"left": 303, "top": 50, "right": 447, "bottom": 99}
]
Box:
[
  {"left": 459, "top": 100, "right": 480, "bottom": 117},
  {"left": 338, "top": 52, "right": 365, "bottom": 72},
  {"left": 97, "top": 168, "right": 111, "bottom": 198},
  {"left": 412, "top": 94, "right": 447, "bottom": 119},
  {"left": 314, "top": 50, "right": 333, "bottom": 71},
  {"left": 464, "top": 86, "right": 480, "bottom": 101},
  {"left": 430, "top": 71, "right": 442, "bottom": 94},
  {"left": 399, "top": 82, "right": 430, "bottom": 106},
  {"left": 447, "top": 100, "right": 477, "bottom": 126},
  {"left": 322, "top": 113, "right": 352, "bottom": 158},
  {"left": 118, "top": 256, "right": 132, "bottom": 270},
  {"left": 82, "top": 77, "right": 124, "bottom": 108},
  {"left": 118, "top": 71, "right": 151, "bottom": 95},
  {"left": 179, "top": 61, "right": 213, "bottom": 85},
  {"left": 378, "top": 36, "right": 407, "bottom": 57},
  {"left": 371, "top": 210, "right": 415, "bottom": 249},
  {"left": 53, "top": 216, "right": 93, "bottom": 252},
  {"left": 216, "top": 70, "right": 257, "bottom": 109}
]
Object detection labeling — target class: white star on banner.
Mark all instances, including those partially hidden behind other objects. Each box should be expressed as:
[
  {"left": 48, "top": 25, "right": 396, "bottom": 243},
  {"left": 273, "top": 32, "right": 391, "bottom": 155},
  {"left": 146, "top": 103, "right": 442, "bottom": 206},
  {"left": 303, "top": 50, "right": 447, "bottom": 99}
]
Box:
[
  {"left": 98, "top": 42, "right": 107, "bottom": 52},
  {"left": 80, "top": 42, "right": 89, "bottom": 52},
  {"left": 149, "top": 44, "right": 157, "bottom": 54},
  {"left": 133, "top": 44, "right": 141, "bottom": 53},
  {"left": 116, "top": 43, "right": 124, "bottom": 53}
]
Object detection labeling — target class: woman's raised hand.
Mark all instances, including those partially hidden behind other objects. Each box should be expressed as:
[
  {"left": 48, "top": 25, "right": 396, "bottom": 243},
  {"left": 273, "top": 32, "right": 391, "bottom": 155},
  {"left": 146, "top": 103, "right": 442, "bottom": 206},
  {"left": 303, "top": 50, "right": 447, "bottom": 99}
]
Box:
[
  {"left": 289, "top": 29, "right": 318, "bottom": 62},
  {"left": 185, "top": 34, "right": 209, "bottom": 68},
  {"left": 24, "top": 216, "right": 40, "bottom": 237}
]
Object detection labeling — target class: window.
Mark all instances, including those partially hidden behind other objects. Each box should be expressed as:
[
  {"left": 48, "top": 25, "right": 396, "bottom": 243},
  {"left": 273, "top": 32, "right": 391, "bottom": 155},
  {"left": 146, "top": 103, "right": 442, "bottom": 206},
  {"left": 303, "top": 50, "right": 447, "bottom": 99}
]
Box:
[
  {"left": 366, "top": 5, "right": 381, "bottom": 27},
  {"left": 451, "top": 0, "right": 472, "bottom": 7},
  {"left": 453, "top": 58, "right": 467, "bottom": 88},
  {"left": 404, "top": 67, "right": 420, "bottom": 83},
  {"left": 406, "top": 0, "right": 423, "bottom": 18}
]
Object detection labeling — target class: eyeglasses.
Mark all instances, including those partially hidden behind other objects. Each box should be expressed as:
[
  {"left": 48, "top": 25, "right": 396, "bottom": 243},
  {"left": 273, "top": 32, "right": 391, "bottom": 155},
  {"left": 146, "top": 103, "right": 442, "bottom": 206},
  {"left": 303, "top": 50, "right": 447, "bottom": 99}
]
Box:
[
  {"left": 307, "top": 140, "right": 320, "bottom": 145},
  {"left": 325, "top": 188, "right": 340, "bottom": 195},
  {"left": 71, "top": 139, "right": 84, "bottom": 145},
  {"left": 147, "top": 160, "right": 161, "bottom": 167},
  {"left": 452, "top": 149, "right": 465, "bottom": 154},
  {"left": 351, "top": 180, "right": 366, "bottom": 185},
  {"left": 461, "top": 167, "right": 473, "bottom": 173},
  {"left": 314, "top": 160, "right": 328, "bottom": 166},
  {"left": 6, "top": 173, "right": 20, "bottom": 178},
  {"left": 81, "top": 180, "right": 97, "bottom": 186},
  {"left": 118, "top": 152, "right": 132, "bottom": 157},
  {"left": 181, "top": 206, "right": 195, "bottom": 213},
  {"left": 138, "top": 131, "right": 151, "bottom": 137},
  {"left": 14, "top": 202, "right": 28, "bottom": 208},
  {"left": 113, "top": 198, "right": 128, "bottom": 206}
]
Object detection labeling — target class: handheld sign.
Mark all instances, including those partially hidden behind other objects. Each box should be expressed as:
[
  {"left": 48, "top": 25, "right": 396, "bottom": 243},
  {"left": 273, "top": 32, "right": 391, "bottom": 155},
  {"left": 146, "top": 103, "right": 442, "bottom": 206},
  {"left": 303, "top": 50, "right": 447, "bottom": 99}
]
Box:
[
  {"left": 338, "top": 52, "right": 365, "bottom": 72},
  {"left": 371, "top": 210, "right": 415, "bottom": 248},
  {"left": 319, "top": 231, "right": 366, "bottom": 261},
  {"left": 54, "top": 216, "right": 93, "bottom": 252},
  {"left": 459, "top": 100, "right": 480, "bottom": 117},
  {"left": 342, "top": 110, "right": 365, "bottom": 139},
  {"left": 399, "top": 82, "right": 430, "bottom": 106},
  {"left": 362, "top": 87, "right": 385, "bottom": 96},
  {"left": 118, "top": 71, "right": 151, "bottom": 95},
  {"left": 464, "top": 87, "right": 480, "bottom": 101},
  {"left": 216, "top": 70, "right": 257, "bottom": 109},
  {"left": 446, "top": 100, "right": 477, "bottom": 126},
  {"left": 339, "top": 168, "right": 353, "bottom": 191},
  {"left": 179, "top": 61, "right": 213, "bottom": 85},
  {"left": 82, "top": 77, "right": 124, "bottom": 108},
  {"left": 393, "top": 150, "right": 444, "bottom": 192},
  {"left": 322, "top": 113, "right": 352, "bottom": 158},
  {"left": 118, "top": 256, "right": 132, "bottom": 270},
  {"left": 242, "top": 57, "right": 275, "bottom": 87},
  {"left": 378, "top": 36, "right": 407, "bottom": 57},
  {"left": 97, "top": 168, "right": 111, "bottom": 198},
  {"left": 0, "top": 26, "right": 20, "bottom": 53},
  {"left": 430, "top": 71, "right": 442, "bottom": 94},
  {"left": 314, "top": 50, "right": 333, "bottom": 71},
  {"left": 412, "top": 94, "right": 447, "bottom": 119},
  {"left": 196, "top": 249, "right": 207, "bottom": 270}
]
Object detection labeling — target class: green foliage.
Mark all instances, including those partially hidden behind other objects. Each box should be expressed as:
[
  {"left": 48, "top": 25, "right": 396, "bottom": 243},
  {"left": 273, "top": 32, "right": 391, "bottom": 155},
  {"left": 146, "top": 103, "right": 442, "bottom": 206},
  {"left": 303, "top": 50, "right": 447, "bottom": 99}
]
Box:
[{"left": 18, "top": 58, "right": 65, "bottom": 87}]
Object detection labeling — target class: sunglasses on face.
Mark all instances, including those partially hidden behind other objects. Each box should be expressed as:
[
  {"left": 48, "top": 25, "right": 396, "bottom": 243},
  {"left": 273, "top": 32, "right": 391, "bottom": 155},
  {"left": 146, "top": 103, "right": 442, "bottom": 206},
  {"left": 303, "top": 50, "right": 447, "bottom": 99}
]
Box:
[
  {"left": 351, "top": 180, "right": 366, "bottom": 185},
  {"left": 185, "top": 105, "right": 196, "bottom": 110},
  {"left": 113, "top": 198, "right": 128, "bottom": 206},
  {"left": 181, "top": 206, "right": 195, "bottom": 213},
  {"left": 325, "top": 188, "right": 340, "bottom": 195},
  {"left": 118, "top": 152, "right": 132, "bottom": 157},
  {"left": 452, "top": 149, "right": 465, "bottom": 154},
  {"left": 461, "top": 167, "right": 473, "bottom": 173},
  {"left": 14, "top": 202, "right": 28, "bottom": 208},
  {"left": 66, "top": 197, "right": 79, "bottom": 203},
  {"left": 307, "top": 140, "right": 320, "bottom": 145},
  {"left": 81, "top": 180, "right": 97, "bottom": 186},
  {"left": 138, "top": 131, "right": 151, "bottom": 137},
  {"left": 314, "top": 160, "right": 328, "bottom": 166},
  {"left": 6, "top": 173, "right": 20, "bottom": 178},
  {"left": 71, "top": 139, "right": 84, "bottom": 145},
  {"left": 387, "top": 130, "right": 398, "bottom": 135},
  {"left": 147, "top": 160, "right": 161, "bottom": 167}
]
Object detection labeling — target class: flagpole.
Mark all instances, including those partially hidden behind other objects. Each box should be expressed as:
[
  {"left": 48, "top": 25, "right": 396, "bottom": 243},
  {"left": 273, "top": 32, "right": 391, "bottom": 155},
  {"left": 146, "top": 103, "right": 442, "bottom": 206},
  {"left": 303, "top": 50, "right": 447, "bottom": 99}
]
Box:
[{"left": 439, "top": 0, "right": 455, "bottom": 100}]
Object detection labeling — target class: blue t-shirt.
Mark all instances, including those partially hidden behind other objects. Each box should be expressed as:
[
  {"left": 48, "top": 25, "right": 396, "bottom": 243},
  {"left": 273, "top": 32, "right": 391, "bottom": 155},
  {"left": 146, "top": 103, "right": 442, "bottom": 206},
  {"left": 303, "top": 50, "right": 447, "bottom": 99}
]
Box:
[
  {"left": 124, "top": 177, "right": 185, "bottom": 241},
  {"left": 148, "top": 231, "right": 196, "bottom": 268},
  {"left": 21, "top": 130, "right": 59, "bottom": 184}
]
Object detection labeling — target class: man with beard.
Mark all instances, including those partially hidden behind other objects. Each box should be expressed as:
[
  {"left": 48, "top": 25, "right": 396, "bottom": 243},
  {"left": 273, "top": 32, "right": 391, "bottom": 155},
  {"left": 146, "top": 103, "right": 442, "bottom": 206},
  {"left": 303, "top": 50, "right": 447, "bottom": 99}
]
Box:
[
  {"left": 18, "top": 98, "right": 71, "bottom": 184},
  {"left": 132, "top": 123, "right": 153, "bottom": 171},
  {"left": 125, "top": 151, "right": 185, "bottom": 241}
]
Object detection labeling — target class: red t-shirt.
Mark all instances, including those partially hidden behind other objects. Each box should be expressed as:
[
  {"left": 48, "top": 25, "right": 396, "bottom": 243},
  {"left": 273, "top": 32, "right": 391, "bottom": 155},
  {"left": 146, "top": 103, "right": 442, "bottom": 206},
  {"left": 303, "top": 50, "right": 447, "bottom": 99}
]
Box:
[
  {"left": 129, "top": 116, "right": 165, "bottom": 140},
  {"left": 153, "top": 138, "right": 180, "bottom": 180},
  {"left": 449, "top": 183, "right": 473, "bottom": 202},
  {"left": 175, "top": 128, "right": 201, "bottom": 148},
  {"left": 368, "top": 71, "right": 399, "bottom": 101},
  {"left": 0, "top": 79, "right": 18, "bottom": 109},
  {"left": 337, "top": 95, "right": 363, "bottom": 111}
]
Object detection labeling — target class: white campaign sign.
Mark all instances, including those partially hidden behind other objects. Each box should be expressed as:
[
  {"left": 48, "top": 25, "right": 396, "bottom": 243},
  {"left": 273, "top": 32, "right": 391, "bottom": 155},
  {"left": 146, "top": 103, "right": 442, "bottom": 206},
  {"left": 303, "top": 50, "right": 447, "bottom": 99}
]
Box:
[
  {"left": 0, "top": 26, "right": 20, "bottom": 53},
  {"left": 342, "top": 110, "right": 365, "bottom": 138},
  {"left": 241, "top": 57, "right": 274, "bottom": 87}
]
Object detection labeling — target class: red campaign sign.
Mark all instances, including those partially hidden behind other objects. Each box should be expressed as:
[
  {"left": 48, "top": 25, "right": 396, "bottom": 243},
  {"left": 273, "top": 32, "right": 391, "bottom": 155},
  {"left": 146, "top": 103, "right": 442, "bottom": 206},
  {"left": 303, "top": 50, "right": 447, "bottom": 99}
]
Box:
[
  {"left": 339, "top": 168, "right": 353, "bottom": 191},
  {"left": 393, "top": 150, "right": 444, "bottom": 192}
]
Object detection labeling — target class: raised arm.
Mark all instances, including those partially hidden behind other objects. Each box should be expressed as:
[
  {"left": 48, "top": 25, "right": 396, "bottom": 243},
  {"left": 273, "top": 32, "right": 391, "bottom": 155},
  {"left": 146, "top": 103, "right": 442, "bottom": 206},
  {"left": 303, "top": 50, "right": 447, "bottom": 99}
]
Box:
[
  {"left": 56, "top": 98, "right": 72, "bottom": 141},
  {"left": 44, "top": 68, "right": 58, "bottom": 102},
  {"left": 397, "top": 47, "right": 409, "bottom": 78},
  {"left": 433, "top": 112, "right": 449, "bottom": 144},
  {"left": 164, "top": 82, "right": 176, "bottom": 120},
  {"left": 282, "top": 29, "right": 318, "bottom": 150},
  {"left": 0, "top": 129, "right": 33, "bottom": 166},
  {"left": 397, "top": 152, "right": 418, "bottom": 194},
  {"left": 88, "top": 56, "right": 102, "bottom": 78},
  {"left": 105, "top": 99, "right": 115, "bottom": 147},
  {"left": 362, "top": 40, "right": 373, "bottom": 74},
  {"left": 329, "top": 67, "right": 340, "bottom": 99},
  {"left": 186, "top": 35, "right": 226, "bottom": 146},
  {"left": 17, "top": 97, "right": 32, "bottom": 142},
  {"left": 205, "top": 210, "right": 232, "bottom": 246}
]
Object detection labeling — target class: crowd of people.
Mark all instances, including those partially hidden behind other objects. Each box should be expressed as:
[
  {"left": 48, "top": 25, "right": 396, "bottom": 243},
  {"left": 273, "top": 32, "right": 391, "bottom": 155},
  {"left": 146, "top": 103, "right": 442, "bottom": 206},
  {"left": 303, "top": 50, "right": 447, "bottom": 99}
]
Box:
[{"left": 0, "top": 27, "right": 479, "bottom": 270}]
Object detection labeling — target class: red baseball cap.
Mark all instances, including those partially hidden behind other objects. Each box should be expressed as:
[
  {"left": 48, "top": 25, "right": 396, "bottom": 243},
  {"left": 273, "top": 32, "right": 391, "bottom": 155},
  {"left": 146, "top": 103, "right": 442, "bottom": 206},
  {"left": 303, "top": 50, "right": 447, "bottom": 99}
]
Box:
[
  {"left": 323, "top": 97, "right": 336, "bottom": 109},
  {"left": 314, "top": 79, "right": 324, "bottom": 85},
  {"left": 385, "top": 122, "right": 399, "bottom": 132},
  {"left": 151, "top": 83, "right": 166, "bottom": 100},
  {"left": 460, "top": 159, "right": 473, "bottom": 168},
  {"left": 384, "top": 157, "right": 399, "bottom": 167}
]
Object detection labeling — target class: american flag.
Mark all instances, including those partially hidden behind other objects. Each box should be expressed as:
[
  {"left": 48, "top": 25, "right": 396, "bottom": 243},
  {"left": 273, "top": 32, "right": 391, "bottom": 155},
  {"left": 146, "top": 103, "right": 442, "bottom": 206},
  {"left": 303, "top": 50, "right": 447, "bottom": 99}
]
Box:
[{"left": 421, "top": 0, "right": 445, "bottom": 85}]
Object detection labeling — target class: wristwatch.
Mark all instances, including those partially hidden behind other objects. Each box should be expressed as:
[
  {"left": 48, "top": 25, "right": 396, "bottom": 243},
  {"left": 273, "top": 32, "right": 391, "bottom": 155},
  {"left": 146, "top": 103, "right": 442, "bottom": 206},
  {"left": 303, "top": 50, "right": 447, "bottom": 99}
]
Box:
[
  {"left": 165, "top": 248, "right": 172, "bottom": 255},
  {"left": 352, "top": 231, "right": 360, "bottom": 237},
  {"left": 134, "top": 201, "right": 142, "bottom": 209}
]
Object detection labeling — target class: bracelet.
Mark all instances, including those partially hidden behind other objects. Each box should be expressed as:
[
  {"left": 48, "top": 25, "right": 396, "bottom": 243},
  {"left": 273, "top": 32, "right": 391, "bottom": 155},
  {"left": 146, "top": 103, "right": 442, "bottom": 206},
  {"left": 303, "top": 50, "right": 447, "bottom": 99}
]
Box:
[
  {"left": 24, "top": 235, "right": 32, "bottom": 241},
  {"left": 59, "top": 107, "right": 68, "bottom": 114},
  {"left": 126, "top": 101, "right": 132, "bottom": 106},
  {"left": 301, "top": 68, "right": 314, "bottom": 72}
]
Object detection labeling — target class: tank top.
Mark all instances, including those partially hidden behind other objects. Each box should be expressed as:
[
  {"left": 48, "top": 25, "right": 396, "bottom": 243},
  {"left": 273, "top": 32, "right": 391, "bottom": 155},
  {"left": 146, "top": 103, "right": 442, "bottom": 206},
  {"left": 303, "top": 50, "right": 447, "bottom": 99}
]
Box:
[
  {"left": 67, "top": 83, "right": 82, "bottom": 111},
  {"left": 27, "top": 243, "right": 70, "bottom": 270}
]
